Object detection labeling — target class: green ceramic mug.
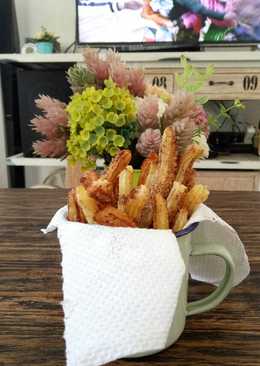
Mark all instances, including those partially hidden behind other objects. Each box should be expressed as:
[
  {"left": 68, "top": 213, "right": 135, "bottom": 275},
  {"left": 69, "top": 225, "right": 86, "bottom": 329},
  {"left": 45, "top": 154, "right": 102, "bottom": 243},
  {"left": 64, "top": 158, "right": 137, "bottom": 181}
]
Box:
[{"left": 131, "top": 222, "right": 235, "bottom": 357}]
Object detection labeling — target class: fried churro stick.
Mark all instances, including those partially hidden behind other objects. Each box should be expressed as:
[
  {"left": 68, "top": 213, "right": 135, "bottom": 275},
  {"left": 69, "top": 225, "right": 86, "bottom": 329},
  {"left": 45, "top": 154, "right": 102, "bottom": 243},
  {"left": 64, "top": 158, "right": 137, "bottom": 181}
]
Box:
[
  {"left": 75, "top": 184, "right": 98, "bottom": 224},
  {"left": 87, "top": 177, "right": 115, "bottom": 205},
  {"left": 182, "top": 164, "right": 197, "bottom": 189},
  {"left": 154, "top": 127, "right": 178, "bottom": 198},
  {"left": 104, "top": 150, "right": 132, "bottom": 183},
  {"left": 175, "top": 144, "right": 204, "bottom": 184},
  {"left": 94, "top": 206, "right": 136, "bottom": 228},
  {"left": 182, "top": 184, "right": 209, "bottom": 216},
  {"left": 167, "top": 182, "right": 187, "bottom": 226},
  {"left": 67, "top": 189, "right": 78, "bottom": 222},
  {"left": 80, "top": 170, "right": 99, "bottom": 189},
  {"left": 118, "top": 166, "right": 134, "bottom": 211},
  {"left": 67, "top": 189, "right": 86, "bottom": 223},
  {"left": 173, "top": 208, "right": 188, "bottom": 233},
  {"left": 153, "top": 193, "right": 169, "bottom": 230},
  {"left": 125, "top": 185, "right": 153, "bottom": 228},
  {"left": 139, "top": 152, "right": 158, "bottom": 189}
]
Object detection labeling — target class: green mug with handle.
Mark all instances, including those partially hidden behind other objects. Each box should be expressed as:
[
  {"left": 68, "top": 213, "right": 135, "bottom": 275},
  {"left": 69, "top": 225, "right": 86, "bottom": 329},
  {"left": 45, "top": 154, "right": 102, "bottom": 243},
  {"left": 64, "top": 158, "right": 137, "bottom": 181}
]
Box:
[{"left": 131, "top": 222, "right": 235, "bottom": 357}]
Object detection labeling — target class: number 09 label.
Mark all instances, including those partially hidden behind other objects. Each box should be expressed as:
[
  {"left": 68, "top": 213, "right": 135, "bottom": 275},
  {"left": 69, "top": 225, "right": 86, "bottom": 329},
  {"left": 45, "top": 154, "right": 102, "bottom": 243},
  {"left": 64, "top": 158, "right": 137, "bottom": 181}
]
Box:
[{"left": 144, "top": 73, "right": 174, "bottom": 93}]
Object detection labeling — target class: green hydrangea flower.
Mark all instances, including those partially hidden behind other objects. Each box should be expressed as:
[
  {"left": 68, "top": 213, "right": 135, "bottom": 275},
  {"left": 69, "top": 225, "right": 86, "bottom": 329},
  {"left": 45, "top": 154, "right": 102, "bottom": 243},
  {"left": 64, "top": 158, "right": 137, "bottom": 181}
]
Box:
[{"left": 66, "top": 79, "right": 137, "bottom": 169}]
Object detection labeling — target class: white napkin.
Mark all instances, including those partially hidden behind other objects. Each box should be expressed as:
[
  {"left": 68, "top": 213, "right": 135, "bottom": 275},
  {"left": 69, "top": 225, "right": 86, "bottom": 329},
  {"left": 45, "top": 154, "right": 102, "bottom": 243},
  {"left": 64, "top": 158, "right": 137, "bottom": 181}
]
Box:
[
  {"left": 43, "top": 207, "right": 186, "bottom": 366},
  {"left": 43, "top": 204, "right": 250, "bottom": 366}
]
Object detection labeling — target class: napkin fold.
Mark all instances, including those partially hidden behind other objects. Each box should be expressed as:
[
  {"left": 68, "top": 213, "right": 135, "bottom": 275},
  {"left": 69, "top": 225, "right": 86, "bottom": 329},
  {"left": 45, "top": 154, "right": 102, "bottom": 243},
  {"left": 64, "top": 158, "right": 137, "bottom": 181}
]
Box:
[{"left": 43, "top": 204, "right": 250, "bottom": 366}]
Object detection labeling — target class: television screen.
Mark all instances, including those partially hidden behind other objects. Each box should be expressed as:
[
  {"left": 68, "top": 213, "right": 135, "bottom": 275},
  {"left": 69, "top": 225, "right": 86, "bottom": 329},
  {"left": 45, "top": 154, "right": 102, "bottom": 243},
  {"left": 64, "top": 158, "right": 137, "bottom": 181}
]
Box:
[{"left": 76, "top": 0, "right": 260, "bottom": 46}]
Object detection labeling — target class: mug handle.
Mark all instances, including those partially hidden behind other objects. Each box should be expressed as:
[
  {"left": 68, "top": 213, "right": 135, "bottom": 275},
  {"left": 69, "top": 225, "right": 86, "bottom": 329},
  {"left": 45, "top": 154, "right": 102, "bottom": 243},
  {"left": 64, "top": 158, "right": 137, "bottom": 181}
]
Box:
[{"left": 186, "top": 242, "right": 235, "bottom": 316}]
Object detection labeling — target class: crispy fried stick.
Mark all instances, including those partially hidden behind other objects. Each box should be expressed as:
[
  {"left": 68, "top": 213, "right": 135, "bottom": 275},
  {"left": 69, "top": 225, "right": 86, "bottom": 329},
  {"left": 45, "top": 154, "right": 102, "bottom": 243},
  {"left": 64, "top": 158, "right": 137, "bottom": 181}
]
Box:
[
  {"left": 173, "top": 208, "right": 188, "bottom": 233},
  {"left": 182, "top": 184, "right": 209, "bottom": 216},
  {"left": 125, "top": 184, "right": 153, "bottom": 228},
  {"left": 154, "top": 127, "right": 178, "bottom": 198},
  {"left": 104, "top": 150, "right": 132, "bottom": 183},
  {"left": 94, "top": 206, "right": 136, "bottom": 228},
  {"left": 75, "top": 184, "right": 98, "bottom": 224},
  {"left": 175, "top": 144, "right": 204, "bottom": 184},
  {"left": 167, "top": 182, "right": 187, "bottom": 226},
  {"left": 139, "top": 152, "right": 158, "bottom": 189},
  {"left": 153, "top": 193, "right": 169, "bottom": 229},
  {"left": 118, "top": 165, "right": 134, "bottom": 211}
]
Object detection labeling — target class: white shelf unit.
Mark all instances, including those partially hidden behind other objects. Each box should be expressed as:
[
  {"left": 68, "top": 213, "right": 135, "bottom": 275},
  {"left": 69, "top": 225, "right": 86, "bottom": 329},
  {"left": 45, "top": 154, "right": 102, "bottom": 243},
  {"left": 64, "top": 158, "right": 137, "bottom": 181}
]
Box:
[{"left": 6, "top": 153, "right": 66, "bottom": 167}]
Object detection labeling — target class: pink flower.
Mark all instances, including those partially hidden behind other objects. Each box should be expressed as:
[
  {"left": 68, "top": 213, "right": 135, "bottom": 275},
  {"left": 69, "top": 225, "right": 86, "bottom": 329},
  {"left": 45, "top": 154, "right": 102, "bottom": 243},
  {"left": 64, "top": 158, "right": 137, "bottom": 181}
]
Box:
[
  {"left": 31, "top": 95, "right": 68, "bottom": 158},
  {"left": 33, "top": 136, "right": 67, "bottom": 158},
  {"left": 35, "top": 95, "right": 66, "bottom": 111},
  {"left": 188, "top": 105, "right": 209, "bottom": 137},
  {"left": 109, "top": 62, "right": 129, "bottom": 89},
  {"left": 128, "top": 68, "right": 146, "bottom": 97},
  {"left": 84, "top": 48, "right": 110, "bottom": 83},
  {"left": 136, "top": 128, "right": 162, "bottom": 157},
  {"left": 31, "top": 116, "right": 57, "bottom": 139},
  {"left": 137, "top": 96, "right": 159, "bottom": 130}
]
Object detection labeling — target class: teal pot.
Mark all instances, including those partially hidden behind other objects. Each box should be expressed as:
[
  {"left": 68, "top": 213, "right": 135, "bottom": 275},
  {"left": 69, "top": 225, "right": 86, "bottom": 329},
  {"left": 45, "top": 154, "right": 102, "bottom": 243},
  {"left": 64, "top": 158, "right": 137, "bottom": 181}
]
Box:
[
  {"left": 130, "top": 222, "right": 235, "bottom": 357},
  {"left": 35, "top": 41, "right": 54, "bottom": 54}
]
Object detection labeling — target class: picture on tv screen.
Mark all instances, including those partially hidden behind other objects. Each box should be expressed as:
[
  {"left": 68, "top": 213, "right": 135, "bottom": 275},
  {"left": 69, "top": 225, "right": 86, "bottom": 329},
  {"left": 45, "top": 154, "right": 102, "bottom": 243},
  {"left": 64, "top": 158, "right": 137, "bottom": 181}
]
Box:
[{"left": 77, "top": 0, "right": 260, "bottom": 44}]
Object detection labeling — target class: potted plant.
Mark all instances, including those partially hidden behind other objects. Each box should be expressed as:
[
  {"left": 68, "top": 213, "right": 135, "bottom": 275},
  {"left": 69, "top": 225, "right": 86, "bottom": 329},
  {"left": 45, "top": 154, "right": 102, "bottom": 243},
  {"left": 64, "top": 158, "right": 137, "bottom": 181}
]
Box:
[{"left": 32, "top": 26, "right": 60, "bottom": 53}]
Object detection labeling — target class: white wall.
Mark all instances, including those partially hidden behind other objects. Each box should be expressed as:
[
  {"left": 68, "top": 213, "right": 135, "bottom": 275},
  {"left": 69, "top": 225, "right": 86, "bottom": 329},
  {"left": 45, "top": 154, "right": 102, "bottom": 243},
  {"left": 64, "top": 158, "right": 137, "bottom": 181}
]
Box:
[{"left": 15, "top": 0, "right": 76, "bottom": 50}]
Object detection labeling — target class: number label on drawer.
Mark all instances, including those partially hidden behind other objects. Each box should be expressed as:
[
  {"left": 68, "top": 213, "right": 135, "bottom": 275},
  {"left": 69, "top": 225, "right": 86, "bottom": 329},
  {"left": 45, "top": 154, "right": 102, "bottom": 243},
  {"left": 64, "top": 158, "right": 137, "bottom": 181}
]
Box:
[
  {"left": 144, "top": 73, "right": 174, "bottom": 92},
  {"left": 243, "top": 75, "right": 258, "bottom": 91}
]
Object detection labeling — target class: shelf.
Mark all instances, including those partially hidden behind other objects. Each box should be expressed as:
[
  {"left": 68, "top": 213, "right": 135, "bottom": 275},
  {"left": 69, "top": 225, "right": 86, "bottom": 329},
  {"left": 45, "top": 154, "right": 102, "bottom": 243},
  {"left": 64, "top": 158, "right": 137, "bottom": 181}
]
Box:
[
  {"left": 6, "top": 153, "right": 66, "bottom": 167},
  {"left": 194, "top": 153, "right": 260, "bottom": 170},
  {"left": 6, "top": 153, "right": 260, "bottom": 171}
]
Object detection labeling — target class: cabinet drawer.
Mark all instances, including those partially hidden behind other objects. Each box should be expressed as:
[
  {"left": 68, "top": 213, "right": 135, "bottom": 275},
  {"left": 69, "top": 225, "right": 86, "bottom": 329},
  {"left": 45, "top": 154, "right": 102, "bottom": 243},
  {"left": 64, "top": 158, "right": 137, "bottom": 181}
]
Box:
[
  {"left": 199, "top": 71, "right": 260, "bottom": 99},
  {"left": 144, "top": 69, "right": 174, "bottom": 93},
  {"left": 197, "top": 171, "right": 260, "bottom": 191}
]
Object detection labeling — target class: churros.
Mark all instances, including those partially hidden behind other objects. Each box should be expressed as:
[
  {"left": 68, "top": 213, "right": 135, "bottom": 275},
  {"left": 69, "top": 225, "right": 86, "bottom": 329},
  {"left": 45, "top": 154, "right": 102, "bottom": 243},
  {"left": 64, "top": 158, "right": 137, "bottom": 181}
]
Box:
[
  {"left": 118, "top": 166, "right": 134, "bottom": 211},
  {"left": 182, "top": 184, "right": 209, "bottom": 216},
  {"left": 139, "top": 152, "right": 158, "bottom": 189},
  {"left": 173, "top": 208, "right": 188, "bottom": 233},
  {"left": 154, "top": 127, "right": 178, "bottom": 198},
  {"left": 94, "top": 206, "right": 136, "bottom": 228},
  {"left": 104, "top": 150, "right": 132, "bottom": 183},
  {"left": 125, "top": 185, "right": 153, "bottom": 228},
  {"left": 167, "top": 182, "right": 187, "bottom": 226},
  {"left": 67, "top": 127, "right": 210, "bottom": 232},
  {"left": 153, "top": 193, "right": 169, "bottom": 229},
  {"left": 175, "top": 144, "right": 204, "bottom": 184},
  {"left": 75, "top": 184, "right": 98, "bottom": 224}
]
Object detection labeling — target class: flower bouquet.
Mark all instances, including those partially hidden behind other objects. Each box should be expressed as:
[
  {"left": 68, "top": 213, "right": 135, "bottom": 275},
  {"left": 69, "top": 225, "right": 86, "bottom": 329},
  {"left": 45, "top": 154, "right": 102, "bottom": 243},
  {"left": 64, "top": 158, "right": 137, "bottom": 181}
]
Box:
[{"left": 31, "top": 48, "right": 242, "bottom": 187}]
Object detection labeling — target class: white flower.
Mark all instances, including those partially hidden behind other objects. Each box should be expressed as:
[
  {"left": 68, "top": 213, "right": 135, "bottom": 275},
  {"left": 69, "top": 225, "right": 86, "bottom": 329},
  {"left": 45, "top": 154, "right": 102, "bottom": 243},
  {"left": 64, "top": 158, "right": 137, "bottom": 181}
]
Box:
[
  {"left": 193, "top": 133, "right": 209, "bottom": 158},
  {"left": 157, "top": 98, "right": 167, "bottom": 119}
]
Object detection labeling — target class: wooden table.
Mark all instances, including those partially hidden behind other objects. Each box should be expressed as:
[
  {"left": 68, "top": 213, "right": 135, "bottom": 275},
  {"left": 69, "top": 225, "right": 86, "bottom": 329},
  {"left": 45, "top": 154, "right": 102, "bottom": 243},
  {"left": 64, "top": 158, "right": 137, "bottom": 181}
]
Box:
[{"left": 0, "top": 189, "right": 260, "bottom": 366}]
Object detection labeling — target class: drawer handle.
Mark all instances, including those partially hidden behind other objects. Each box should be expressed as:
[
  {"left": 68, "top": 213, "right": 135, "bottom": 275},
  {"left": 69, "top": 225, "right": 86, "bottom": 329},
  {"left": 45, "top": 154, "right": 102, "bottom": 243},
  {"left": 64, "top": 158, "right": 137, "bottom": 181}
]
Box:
[{"left": 209, "top": 80, "right": 234, "bottom": 86}]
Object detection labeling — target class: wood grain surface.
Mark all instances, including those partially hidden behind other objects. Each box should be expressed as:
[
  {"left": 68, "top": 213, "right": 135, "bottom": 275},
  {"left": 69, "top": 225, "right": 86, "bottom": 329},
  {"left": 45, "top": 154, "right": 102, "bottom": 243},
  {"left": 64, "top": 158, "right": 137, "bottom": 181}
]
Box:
[{"left": 0, "top": 189, "right": 260, "bottom": 366}]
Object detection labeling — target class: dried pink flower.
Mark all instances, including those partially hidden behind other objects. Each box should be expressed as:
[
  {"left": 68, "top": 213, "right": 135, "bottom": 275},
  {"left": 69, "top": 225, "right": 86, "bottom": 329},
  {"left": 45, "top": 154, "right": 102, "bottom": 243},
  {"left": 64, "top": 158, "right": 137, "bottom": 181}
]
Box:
[
  {"left": 128, "top": 68, "right": 146, "bottom": 97},
  {"left": 109, "top": 62, "right": 129, "bottom": 89},
  {"left": 84, "top": 48, "right": 110, "bottom": 83},
  {"left": 31, "top": 116, "right": 57, "bottom": 139},
  {"left": 188, "top": 104, "right": 209, "bottom": 137},
  {"left": 137, "top": 96, "right": 160, "bottom": 130},
  {"left": 164, "top": 91, "right": 196, "bottom": 127},
  {"left": 33, "top": 136, "right": 67, "bottom": 158},
  {"left": 31, "top": 95, "right": 68, "bottom": 158},
  {"left": 35, "top": 95, "right": 66, "bottom": 111},
  {"left": 136, "top": 128, "right": 162, "bottom": 157}
]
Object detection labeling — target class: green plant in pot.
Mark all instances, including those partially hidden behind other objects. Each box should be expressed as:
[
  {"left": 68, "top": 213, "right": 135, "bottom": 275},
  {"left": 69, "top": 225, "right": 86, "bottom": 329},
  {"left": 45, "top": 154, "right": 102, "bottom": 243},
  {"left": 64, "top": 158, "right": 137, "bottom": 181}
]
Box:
[{"left": 33, "top": 26, "right": 60, "bottom": 53}]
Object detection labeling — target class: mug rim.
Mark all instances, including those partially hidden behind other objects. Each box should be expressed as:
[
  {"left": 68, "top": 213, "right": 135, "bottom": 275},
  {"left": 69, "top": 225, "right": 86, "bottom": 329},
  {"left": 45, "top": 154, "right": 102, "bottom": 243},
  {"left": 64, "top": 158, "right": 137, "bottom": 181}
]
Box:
[{"left": 175, "top": 222, "right": 199, "bottom": 238}]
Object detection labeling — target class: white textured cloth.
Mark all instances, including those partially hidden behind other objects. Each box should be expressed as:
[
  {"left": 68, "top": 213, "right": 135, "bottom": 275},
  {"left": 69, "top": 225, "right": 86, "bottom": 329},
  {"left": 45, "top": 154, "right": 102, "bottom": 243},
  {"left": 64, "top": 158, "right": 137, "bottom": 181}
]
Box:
[
  {"left": 43, "top": 204, "right": 250, "bottom": 366},
  {"left": 43, "top": 207, "right": 186, "bottom": 366}
]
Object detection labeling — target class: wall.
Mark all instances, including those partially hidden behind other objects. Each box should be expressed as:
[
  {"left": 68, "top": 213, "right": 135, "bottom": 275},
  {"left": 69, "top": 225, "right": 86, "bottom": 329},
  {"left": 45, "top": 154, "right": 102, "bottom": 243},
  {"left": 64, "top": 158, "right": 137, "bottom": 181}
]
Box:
[{"left": 15, "top": 0, "right": 76, "bottom": 50}]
